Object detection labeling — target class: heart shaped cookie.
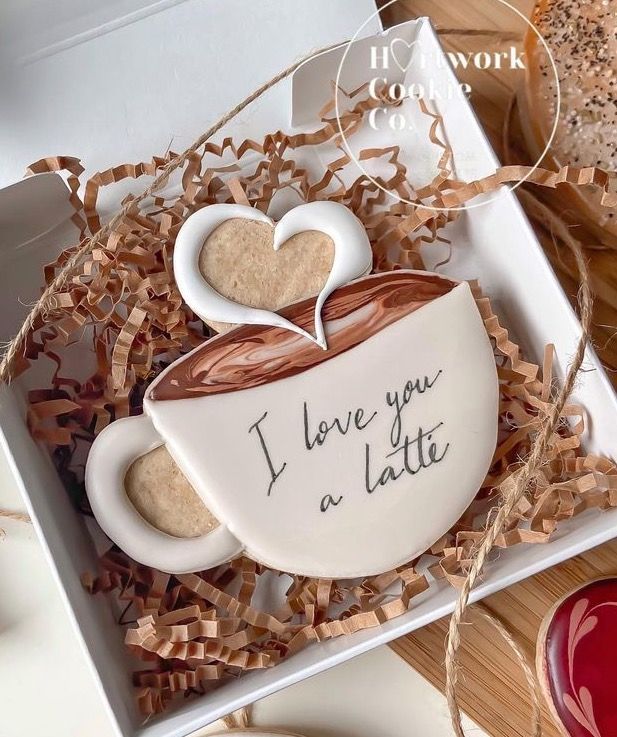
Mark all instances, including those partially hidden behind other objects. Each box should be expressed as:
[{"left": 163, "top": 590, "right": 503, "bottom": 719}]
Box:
[
  {"left": 537, "top": 577, "right": 617, "bottom": 737},
  {"left": 173, "top": 201, "right": 373, "bottom": 349}
]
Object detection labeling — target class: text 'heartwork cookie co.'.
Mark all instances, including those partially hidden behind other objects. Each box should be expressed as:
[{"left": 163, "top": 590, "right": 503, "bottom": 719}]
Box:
[{"left": 85, "top": 202, "right": 499, "bottom": 577}]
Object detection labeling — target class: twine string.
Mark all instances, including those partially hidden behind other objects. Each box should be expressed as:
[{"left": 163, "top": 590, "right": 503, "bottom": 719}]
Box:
[
  {"left": 444, "top": 190, "right": 593, "bottom": 737},
  {"left": 471, "top": 604, "right": 543, "bottom": 737},
  {"left": 0, "top": 509, "right": 31, "bottom": 524}
]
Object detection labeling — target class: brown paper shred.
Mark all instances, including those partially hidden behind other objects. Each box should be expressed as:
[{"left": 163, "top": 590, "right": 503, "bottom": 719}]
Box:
[
  {"left": 20, "top": 86, "right": 617, "bottom": 716},
  {"left": 111, "top": 306, "right": 148, "bottom": 389},
  {"left": 25, "top": 156, "right": 87, "bottom": 235}
]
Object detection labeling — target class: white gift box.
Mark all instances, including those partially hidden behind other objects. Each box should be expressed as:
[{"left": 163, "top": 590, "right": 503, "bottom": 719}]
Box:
[{"left": 1, "top": 3, "right": 616, "bottom": 737}]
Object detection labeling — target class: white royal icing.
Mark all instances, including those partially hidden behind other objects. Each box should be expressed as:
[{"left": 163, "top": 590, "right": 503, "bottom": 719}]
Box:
[{"left": 172, "top": 201, "right": 373, "bottom": 349}]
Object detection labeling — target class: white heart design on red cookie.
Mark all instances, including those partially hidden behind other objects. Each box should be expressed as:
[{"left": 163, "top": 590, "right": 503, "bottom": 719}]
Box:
[{"left": 537, "top": 578, "right": 617, "bottom": 737}]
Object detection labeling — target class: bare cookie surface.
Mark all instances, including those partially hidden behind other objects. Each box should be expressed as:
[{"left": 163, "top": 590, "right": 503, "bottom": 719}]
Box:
[
  {"left": 125, "top": 445, "right": 219, "bottom": 538},
  {"left": 199, "top": 218, "right": 334, "bottom": 333}
]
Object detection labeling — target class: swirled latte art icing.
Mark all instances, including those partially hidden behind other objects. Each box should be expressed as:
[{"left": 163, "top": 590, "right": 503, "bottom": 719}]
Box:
[{"left": 150, "top": 272, "right": 457, "bottom": 401}]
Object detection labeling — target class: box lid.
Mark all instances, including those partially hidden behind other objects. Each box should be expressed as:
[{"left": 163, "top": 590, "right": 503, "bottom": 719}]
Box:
[{"left": 0, "top": 0, "right": 381, "bottom": 188}]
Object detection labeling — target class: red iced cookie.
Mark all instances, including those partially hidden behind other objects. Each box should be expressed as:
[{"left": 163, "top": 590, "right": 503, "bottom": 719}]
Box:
[{"left": 537, "top": 577, "right": 617, "bottom": 737}]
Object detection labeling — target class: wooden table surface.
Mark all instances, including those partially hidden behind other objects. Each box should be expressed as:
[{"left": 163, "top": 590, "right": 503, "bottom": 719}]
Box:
[
  {"left": 380, "top": 0, "right": 617, "bottom": 381},
  {"left": 378, "top": 2, "right": 617, "bottom": 736}
]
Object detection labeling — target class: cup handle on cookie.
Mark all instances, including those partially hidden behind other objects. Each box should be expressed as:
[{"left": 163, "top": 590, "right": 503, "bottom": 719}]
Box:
[{"left": 85, "top": 415, "right": 243, "bottom": 573}]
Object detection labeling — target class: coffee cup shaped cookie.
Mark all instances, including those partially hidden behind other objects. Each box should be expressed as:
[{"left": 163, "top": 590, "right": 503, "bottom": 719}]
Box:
[{"left": 86, "top": 203, "right": 499, "bottom": 577}]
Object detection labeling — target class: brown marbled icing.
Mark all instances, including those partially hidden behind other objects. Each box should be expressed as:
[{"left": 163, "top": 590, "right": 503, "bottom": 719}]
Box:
[{"left": 149, "top": 271, "right": 458, "bottom": 401}]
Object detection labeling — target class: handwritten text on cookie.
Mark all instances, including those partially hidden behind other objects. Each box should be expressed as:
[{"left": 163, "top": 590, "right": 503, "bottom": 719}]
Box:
[{"left": 248, "top": 370, "right": 450, "bottom": 511}]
